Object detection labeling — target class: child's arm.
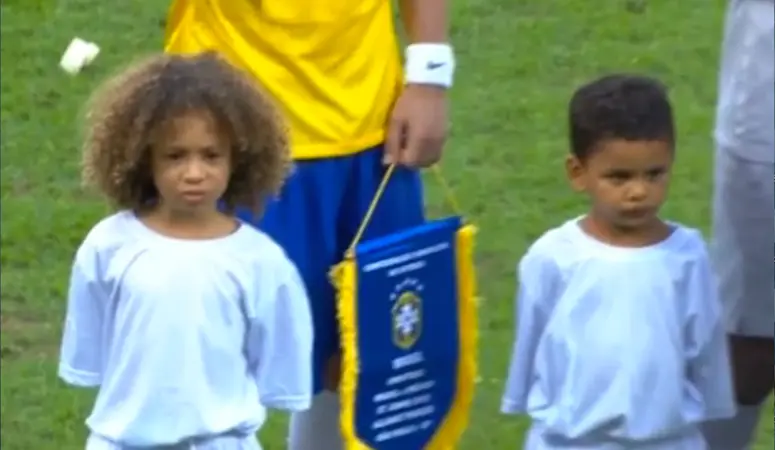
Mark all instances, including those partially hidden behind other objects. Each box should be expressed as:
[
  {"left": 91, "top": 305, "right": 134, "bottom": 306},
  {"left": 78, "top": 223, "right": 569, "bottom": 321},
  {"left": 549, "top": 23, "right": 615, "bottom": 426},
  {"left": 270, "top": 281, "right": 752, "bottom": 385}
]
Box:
[
  {"left": 500, "top": 252, "right": 555, "bottom": 415},
  {"left": 248, "top": 258, "right": 313, "bottom": 412},
  {"left": 685, "top": 254, "right": 737, "bottom": 421},
  {"left": 58, "top": 244, "right": 107, "bottom": 388}
]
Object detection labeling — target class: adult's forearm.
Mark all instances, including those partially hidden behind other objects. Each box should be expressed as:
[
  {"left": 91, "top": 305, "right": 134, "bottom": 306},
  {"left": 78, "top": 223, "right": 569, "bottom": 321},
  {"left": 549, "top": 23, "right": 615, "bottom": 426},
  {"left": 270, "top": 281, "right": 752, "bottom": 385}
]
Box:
[{"left": 398, "top": 0, "right": 449, "bottom": 43}]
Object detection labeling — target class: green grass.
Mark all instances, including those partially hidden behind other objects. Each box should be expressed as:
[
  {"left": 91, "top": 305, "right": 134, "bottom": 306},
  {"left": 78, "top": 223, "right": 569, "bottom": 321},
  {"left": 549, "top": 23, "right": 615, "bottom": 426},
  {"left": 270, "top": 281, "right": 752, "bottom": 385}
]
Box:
[{"left": 0, "top": 0, "right": 771, "bottom": 448}]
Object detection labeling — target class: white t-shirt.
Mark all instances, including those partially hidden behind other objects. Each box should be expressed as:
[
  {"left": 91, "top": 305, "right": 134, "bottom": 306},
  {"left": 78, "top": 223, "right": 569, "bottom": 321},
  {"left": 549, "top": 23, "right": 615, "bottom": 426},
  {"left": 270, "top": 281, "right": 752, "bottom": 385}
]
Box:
[
  {"left": 715, "top": 0, "right": 774, "bottom": 162},
  {"left": 58, "top": 211, "right": 314, "bottom": 447},
  {"left": 501, "top": 218, "right": 736, "bottom": 450}
]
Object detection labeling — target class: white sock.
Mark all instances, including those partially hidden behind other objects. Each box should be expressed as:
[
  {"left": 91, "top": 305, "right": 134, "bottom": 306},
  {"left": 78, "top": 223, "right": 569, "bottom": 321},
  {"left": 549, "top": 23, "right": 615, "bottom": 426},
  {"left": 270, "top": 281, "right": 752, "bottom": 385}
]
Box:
[{"left": 287, "top": 391, "right": 344, "bottom": 450}]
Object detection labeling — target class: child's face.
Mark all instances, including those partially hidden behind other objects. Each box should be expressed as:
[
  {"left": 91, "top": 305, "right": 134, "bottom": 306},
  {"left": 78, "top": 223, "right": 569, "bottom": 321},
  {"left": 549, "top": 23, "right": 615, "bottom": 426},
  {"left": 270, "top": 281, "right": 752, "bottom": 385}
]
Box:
[
  {"left": 150, "top": 110, "right": 231, "bottom": 217},
  {"left": 566, "top": 139, "right": 673, "bottom": 230}
]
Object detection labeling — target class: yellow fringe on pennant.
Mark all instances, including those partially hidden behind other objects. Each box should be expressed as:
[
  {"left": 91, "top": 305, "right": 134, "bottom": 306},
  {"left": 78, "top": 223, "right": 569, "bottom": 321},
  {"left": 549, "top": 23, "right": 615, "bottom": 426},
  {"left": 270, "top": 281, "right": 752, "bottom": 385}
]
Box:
[
  {"left": 425, "top": 223, "right": 479, "bottom": 450},
  {"left": 330, "top": 258, "right": 369, "bottom": 450},
  {"left": 330, "top": 223, "right": 479, "bottom": 450}
]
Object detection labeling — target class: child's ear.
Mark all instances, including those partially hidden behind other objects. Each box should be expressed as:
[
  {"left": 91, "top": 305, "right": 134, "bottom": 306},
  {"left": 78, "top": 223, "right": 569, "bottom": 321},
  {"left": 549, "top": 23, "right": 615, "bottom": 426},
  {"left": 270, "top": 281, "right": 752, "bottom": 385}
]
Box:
[{"left": 565, "top": 155, "right": 586, "bottom": 192}]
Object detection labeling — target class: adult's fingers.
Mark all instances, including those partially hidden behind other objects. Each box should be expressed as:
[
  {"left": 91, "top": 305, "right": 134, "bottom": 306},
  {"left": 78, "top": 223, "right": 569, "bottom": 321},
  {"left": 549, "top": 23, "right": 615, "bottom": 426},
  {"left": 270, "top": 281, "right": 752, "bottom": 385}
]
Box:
[{"left": 383, "top": 115, "right": 405, "bottom": 165}]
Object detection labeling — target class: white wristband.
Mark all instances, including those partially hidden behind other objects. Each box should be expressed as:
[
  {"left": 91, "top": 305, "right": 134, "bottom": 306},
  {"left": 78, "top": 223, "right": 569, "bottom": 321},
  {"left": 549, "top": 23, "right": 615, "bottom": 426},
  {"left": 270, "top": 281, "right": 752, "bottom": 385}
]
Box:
[{"left": 404, "top": 43, "right": 455, "bottom": 89}]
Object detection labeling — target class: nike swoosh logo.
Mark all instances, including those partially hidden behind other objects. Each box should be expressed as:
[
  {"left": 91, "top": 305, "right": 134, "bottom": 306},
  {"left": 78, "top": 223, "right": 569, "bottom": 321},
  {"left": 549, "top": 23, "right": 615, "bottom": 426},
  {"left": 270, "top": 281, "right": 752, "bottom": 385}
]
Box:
[{"left": 426, "top": 62, "right": 445, "bottom": 70}]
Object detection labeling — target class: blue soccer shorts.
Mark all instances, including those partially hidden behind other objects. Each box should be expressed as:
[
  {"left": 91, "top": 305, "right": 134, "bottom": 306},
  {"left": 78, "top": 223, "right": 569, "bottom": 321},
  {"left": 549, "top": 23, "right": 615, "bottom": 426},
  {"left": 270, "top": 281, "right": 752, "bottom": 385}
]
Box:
[{"left": 236, "top": 145, "right": 425, "bottom": 394}]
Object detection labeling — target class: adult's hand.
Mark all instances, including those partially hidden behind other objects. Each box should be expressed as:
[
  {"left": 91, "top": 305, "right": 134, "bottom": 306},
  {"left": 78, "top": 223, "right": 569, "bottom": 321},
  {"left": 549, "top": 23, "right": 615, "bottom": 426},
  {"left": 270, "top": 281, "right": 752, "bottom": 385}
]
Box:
[{"left": 384, "top": 84, "right": 448, "bottom": 168}]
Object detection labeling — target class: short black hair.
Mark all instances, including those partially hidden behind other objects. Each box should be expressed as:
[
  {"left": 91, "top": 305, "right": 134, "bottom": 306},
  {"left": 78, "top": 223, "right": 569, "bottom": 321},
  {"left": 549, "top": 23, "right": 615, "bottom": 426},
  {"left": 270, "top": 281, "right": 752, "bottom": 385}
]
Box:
[{"left": 568, "top": 74, "right": 674, "bottom": 160}]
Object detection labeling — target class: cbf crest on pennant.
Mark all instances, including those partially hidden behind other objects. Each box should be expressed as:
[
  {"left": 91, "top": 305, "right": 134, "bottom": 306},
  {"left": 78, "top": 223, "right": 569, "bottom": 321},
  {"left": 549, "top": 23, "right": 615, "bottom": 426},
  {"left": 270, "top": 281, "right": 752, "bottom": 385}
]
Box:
[
  {"left": 391, "top": 283, "right": 423, "bottom": 350},
  {"left": 330, "top": 165, "right": 479, "bottom": 450}
]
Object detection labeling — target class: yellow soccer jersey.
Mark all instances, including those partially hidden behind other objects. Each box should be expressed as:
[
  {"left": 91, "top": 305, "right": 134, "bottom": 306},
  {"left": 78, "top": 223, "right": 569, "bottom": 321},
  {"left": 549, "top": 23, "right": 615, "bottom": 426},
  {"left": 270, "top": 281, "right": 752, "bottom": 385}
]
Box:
[{"left": 165, "top": 0, "right": 404, "bottom": 159}]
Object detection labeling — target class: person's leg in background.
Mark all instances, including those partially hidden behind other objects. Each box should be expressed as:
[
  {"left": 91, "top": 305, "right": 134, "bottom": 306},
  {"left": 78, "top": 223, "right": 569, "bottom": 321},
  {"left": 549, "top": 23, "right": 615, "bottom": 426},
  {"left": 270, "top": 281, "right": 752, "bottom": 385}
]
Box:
[
  {"left": 704, "top": 2, "right": 774, "bottom": 447},
  {"left": 287, "top": 390, "right": 343, "bottom": 450},
  {"left": 286, "top": 145, "right": 425, "bottom": 450},
  {"left": 702, "top": 147, "right": 774, "bottom": 450}
]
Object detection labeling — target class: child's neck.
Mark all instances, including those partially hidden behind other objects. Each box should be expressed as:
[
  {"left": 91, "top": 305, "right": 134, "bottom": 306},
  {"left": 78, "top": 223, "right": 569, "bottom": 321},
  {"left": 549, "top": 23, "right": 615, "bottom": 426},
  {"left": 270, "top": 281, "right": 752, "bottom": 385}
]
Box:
[
  {"left": 580, "top": 214, "right": 671, "bottom": 248},
  {"left": 138, "top": 207, "right": 238, "bottom": 240}
]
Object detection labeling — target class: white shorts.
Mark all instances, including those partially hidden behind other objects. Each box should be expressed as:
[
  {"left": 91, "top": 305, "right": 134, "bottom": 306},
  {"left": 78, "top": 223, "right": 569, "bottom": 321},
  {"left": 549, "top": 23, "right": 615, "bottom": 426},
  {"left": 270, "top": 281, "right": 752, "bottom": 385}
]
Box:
[
  {"left": 711, "top": 146, "right": 774, "bottom": 338},
  {"left": 85, "top": 432, "right": 261, "bottom": 450}
]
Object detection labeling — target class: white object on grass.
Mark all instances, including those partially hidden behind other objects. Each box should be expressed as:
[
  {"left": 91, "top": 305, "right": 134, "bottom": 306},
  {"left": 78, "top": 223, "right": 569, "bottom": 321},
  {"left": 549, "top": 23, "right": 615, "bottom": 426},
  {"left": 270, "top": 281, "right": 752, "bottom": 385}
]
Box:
[{"left": 60, "top": 37, "right": 100, "bottom": 75}]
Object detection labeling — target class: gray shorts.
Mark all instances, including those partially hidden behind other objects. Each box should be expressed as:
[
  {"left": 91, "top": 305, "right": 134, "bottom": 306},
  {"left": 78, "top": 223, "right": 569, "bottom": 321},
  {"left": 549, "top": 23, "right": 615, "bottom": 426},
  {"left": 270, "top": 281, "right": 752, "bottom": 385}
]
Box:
[{"left": 711, "top": 146, "right": 774, "bottom": 338}]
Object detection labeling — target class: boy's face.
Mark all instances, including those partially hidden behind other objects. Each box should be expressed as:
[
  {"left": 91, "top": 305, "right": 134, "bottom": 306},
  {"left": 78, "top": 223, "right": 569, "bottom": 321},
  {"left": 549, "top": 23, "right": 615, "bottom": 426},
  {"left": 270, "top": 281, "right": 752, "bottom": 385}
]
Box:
[
  {"left": 150, "top": 109, "right": 231, "bottom": 218},
  {"left": 566, "top": 139, "right": 673, "bottom": 230}
]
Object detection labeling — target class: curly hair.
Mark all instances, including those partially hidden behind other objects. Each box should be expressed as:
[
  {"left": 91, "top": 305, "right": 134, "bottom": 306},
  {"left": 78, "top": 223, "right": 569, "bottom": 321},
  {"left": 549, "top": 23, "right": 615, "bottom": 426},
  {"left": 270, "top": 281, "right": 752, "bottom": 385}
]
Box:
[
  {"left": 82, "top": 51, "right": 291, "bottom": 213},
  {"left": 568, "top": 74, "right": 675, "bottom": 160}
]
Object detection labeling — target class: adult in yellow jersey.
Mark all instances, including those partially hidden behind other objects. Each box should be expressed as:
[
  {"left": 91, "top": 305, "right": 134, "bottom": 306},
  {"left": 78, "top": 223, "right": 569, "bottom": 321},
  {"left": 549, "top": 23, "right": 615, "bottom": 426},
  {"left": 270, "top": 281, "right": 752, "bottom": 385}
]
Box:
[{"left": 165, "top": 1, "right": 453, "bottom": 448}]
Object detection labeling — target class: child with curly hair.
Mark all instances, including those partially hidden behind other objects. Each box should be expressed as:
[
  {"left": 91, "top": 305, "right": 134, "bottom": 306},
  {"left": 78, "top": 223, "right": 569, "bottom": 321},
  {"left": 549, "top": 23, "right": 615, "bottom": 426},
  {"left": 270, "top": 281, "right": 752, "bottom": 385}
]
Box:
[
  {"left": 500, "top": 74, "right": 737, "bottom": 449},
  {"left": 58, "top": 52, "right": 313, "bottom": 450}
]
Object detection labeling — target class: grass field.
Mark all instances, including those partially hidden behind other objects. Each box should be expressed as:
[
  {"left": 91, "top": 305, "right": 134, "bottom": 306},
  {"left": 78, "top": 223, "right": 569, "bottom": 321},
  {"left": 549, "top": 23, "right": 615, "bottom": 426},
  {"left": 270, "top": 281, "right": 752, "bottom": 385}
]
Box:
[{"left": 1, "top": 0, "right": 772, "bottom": 449}]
